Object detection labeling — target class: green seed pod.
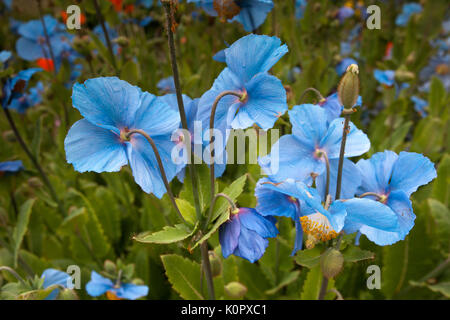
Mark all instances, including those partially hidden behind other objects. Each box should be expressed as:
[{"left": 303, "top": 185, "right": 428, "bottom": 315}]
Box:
[
  {"left": 320, "top": 248, "right": 344, "bottom": 279},
  {"left": 338, "top": 64, "right": 359, "bottom": 110},
  {"left": 208, "top": 251, "right": 222, "bottom": 278},
  {"left": 224, "top": 281, "right": 248, "bottom": 299}
]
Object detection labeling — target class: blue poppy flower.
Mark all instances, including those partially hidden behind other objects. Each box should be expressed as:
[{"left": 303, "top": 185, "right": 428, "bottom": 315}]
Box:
[
  {"left": 86, "top": 271, "right": 148, "bottom": 300},
  {"left": 64, "top": 77, "right": 181, "bottom": 198},
  {"left": 8, "top": 81, "right": 44, "bottom": 113},
  {"left": 258, "top": 104, "right": 369, "bottom": 196},
  {"left": 344, "top": 150, "right": 437, "bottom": 245},
  {"left": 41, "top": 268, "right": 71, "bottom": 300},
  {"left": 255, "top": 178, "right": 347, "bottom": 251},
  {"left": 374, "top": 69, "right": 395, "bottom": 87},
  {"left": 0, "top": 160, "right": 24, "bottom": 176},
  {"left": 15, "top": 15, "right": 67, "bottom": 62},
  {"left": 395, "top": 3, "right": 422, "bottom": 26},
  {"left": 336, "top": 58, "right": 358, "bottom": 76},
  {"left": 219, "top": 207, "right": 278, "bottom": 262},
  {"left": 157, "top": 76, "right": 176, "bottom": 94},
  {"left": 2, "top": 68, "right": 42, "bottom": 108},
  {"left": 410, "top": 96, "right": 428, "bottom": 117},
  {"left": 295, "top": 0, "right": 307, "bottom": 19}
]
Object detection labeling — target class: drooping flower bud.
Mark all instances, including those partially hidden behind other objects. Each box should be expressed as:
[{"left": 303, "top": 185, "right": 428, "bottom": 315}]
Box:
[
  {"left": 224, "top": 281, "right": 248, "bottom": 299},
  {"left": 338, "top": 64, "right": 359, "bottom": 110},
  {"left": 208, "top": 251, "right": 222, "bottom": 278},
  {"left": 320, "top": 248, "right": 344, "bottom": 279}
]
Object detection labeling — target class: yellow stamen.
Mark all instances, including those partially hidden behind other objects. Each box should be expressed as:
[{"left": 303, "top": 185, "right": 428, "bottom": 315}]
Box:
[{"left": 300, "top": 212, "right": 338, "bottom": 242}]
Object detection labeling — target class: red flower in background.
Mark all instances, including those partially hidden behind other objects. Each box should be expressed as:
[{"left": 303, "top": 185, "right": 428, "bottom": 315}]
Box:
[
  {"left": 61, "top": 11, "right": 86, "bottom": 25},
  {"left": 36, "top": 58, "right": 54, "bottom": 72}
]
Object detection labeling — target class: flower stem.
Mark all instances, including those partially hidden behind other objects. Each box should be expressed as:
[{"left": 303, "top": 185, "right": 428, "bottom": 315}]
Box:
[
  {"left": 200, "top": 241, "right": 215, "bottom": 300},
  {"left": 162, "top": 1, "right": 202, "bottom": 223},
  {"left": 1, "top": 107, "right": 64, "bottom": 216},
  {"left": 92, "top": 0, "right": 118, "bottom": 73},
  {"left": 36, "top": 0, "right": 56, "bottom": 76},
  {"left": 126, "top": 129, "right": 186, "bottom": 224},
  {"left": 0, "top": 266, "right": 27, "bottom": 286},
  {"left": 204, "top": 193, "right": 237, "bottom": 228},
  {"left": 299, "top": 87, "right": 325, "bottom": 104}
]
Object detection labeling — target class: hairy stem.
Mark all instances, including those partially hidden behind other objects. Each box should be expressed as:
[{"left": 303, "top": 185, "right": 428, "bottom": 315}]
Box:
[
  {"left": 299, "top": 87, "right": 326, "bottom": 104},
  {"left": 126, "top": 129, "right": 186, "bottom": 224},
  {"left": 200, "top": 241, "right": 215, "bottom": 300}
]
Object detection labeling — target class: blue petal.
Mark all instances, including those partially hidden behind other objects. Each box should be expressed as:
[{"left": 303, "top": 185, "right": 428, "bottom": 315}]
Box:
[
  {"left": 356, "top": 150, "right": 398, "bottom": 195},
  {"left": 234, "top": 73, "right": 287, "bottom": 130},
  {"left": 115, "top": 283, "right": 149, "bottom": 300},
  {"left": 342, "top": 198, "right": 398, "bottom": 232},
  {"left": 72, "top": 77, "right": 142, "bottom": 132},
  {"left": 289, "top": 104, "right": 328, "bottom": 150},
  {"left": 85, "top": 271, "right": 114, "bottom": 297},
  {"left": 41, "top": 268, "right": 71, "bottom": 300},
  {"left": 316, "top": 158, "right": 361, "bottom": 201},
  {"left": 0, "top": 160, "right": 23, "bottom": 173},
  {"left": 232, "top": 1, "right": 274, "bottom": 32},
  {"left": 328, "top": 201, "right": 347, "bottom": 232},
  {"left": 224, "top": 34, "right": 287, "bottom": 83},
  {"left": 292, "top": 213, "right": 304, "bottom": 255},
  {"left": 126, "top": 135, "right": 179, "bottom": 198},
  {"left": 386, "top": 190, "right": 415, "bottom": 239},
  {"left": 16, "top": 37, "right": 45, "bottom": 61},
  {"left": 238, "top": 208, "right": 279, "bottom": 238},
  {"left": 235, "top": 226, "right": 269, "bottom": 263},
  {"left": 321, "top": 118, "right": 370, "bottom": 159},
  {"left": 219, "top": 215, "right": 241, "bottom": 258},
  {"left": 389, "top": 151, "right": 437, "bottom": 197},
  {"left": 255, "top": 177, "right": 298, "bottom": 219},
  {"left": 64, "top": 119, "right": 128, "bottom": 173}
]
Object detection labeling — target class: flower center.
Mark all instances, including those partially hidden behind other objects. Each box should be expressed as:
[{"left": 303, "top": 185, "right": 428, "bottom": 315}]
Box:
[
  {"left": 300, "top": 212, "right": 338, "bottom": 242},
  {"left": 239, "top": 89, "right": 248, "bottom": 103},
  {"left": 106, "top": 291, "right": 122, "bottom": 300},
  {"left": 119, "top": 127, "right": 131, "bottom": 142}
]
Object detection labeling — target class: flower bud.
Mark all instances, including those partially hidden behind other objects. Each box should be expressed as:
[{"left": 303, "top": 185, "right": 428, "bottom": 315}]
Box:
[
  {"left": 224, "top": 281, "right": 247, "bottom": 299},
  {"left": 208, "top": 251, "right": 222, "bottom": 278},
  {"left": 320, "top": 248, "right": 344, "bottom": 279},
  {"left": 338, "top": 64, "right": 359, "bottom": 110},
  {"left": 394, "top": 70, "right": 415, "bottom": 82}
]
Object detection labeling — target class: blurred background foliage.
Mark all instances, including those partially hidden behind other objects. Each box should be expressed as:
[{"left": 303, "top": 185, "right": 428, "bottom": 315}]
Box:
[{"left": 0, "top": 0, "right": 448, "bottom": 299}]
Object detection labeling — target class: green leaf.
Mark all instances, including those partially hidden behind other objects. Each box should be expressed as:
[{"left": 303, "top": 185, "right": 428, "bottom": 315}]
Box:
[
  {"left": 12, "top": 199, "right": 35, "bottom": 267},
  {"left": 432, "top": 154, "right": 450, "bottom": 206},
  {"left": 427, "top": 282, "right": 450, "bottom": 298},
  {"left": 30, "top": 116, "right": 43, "bottom": 159},
  {"left": 160, "top": 254, "right": 204, "bottom": 300},
  {"left": 294, "top": 247, "right": 322, "bottom": 268},
  {"left": 428, "top": 76, "right": 446, "bottom": 117},
  {"left": 191, "top": 210, "right": 229, "bottom": 250},
  {"left": 176, "top": 198, "right": 197, "bottom": 225},
  {"left": 120, "top": 60, "right": 139, "bottom": 84},
  {"left": 211, "top": 174, "right": 247, "bottom": 222},
  {"left": 300, "top": 265, "right": 322, "bottom": 300},
  {"left": 343, "top": 246, "right": 375, "bottom": 263},
  {"left": 133, "top": 223, "right": 195, "bottom": 244},
  {"left": 427, "top": 199, "right": 450, "bottom": 241},
  {"left": 179, "top": 162, "right": 212, "bottom": 212},
  {"left": 265, "top": 271, "right": 300, "bottom": 295}
]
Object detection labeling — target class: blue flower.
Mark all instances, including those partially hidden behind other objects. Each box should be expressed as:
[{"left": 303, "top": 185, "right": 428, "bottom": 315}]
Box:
[
  {"left": 190, "top": 0, "right": 273, "bottom": 32},
  {"left": 41, "top": 268, "right": 71, "bottom": 300},
  {"left": 8, "top": 81, "right": 44, "bottom": 113},
  {"left": 410, "top": 95, "right": 428, "bottom": 117},
  {"left": 157, "top": 76, "right": 176, "bottom": 94},
  {"left": 259, "top": 104, "right": 369, "bottom": 197},
  {"left": 0, "top": 50, "right": 12, "bottom": 64},
  {"left": 337, "top": 6, "right": 354, "bottom": 23},
  {"left": 336, "top": 58, "right": 358, "bottom": 76},
  {"left": 344, "top": 150, "right": 437, "bottom": 245},
  {"left": 2, "top": 68, "right": 42, "bottom": 108},
  {"left": 295, "top": 0, "right": 307, "bottom": 19},
  {"left": 64, "top": 77, "right": 181, "bottom": 198},
  {"left": 374, "top": 69, "right": 395, "bottom": 87},
  {"left": 419, "top": 54, "right": 450, "bottom": 93},
  {"left": 86, "top": 271, "right": 148, "bottom": 300},
  {"left": 255, "top": 178, "right": 347, "bottom": 251},
  {"left": 395, "top": 3, "right": 422, "bottom": 26},
  {"left": 15, "top": 15, "right": 67, "bottom": 61},
  {"left": 219, "top": 207, "right": 278, "bottom": 262},
  {"left": 0, "top": 160, "right": 24, "bottom": 175}
]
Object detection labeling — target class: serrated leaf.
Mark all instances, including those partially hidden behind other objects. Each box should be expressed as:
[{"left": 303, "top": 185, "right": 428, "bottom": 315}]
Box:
[
  {"left": 191, "top": 210, "right": 229, "bottom": 250},
  {"left": 343, "top": 246, "right": 375, "bottom": 263},
  {"left": 134, "top": 223, "right": 195, "bottom": 244},
  {"left": 294, "top": 247, "right": 322, "bottom": 268},
  {"left": 211, "top": 174, "right": 247, "bottom": 222},
  {"left": 12, "top": 199, "right": 35, "bottom": 267},
  {"left": 300, "top": 265, "right": 322, "bottom": 300},
  {"left": 160, "top": 254, "right": 204, "bottom": 300}
]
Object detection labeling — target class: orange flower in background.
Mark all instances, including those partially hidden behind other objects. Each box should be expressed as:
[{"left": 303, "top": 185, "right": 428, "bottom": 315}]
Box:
[
  {"left": 61, "top": 11, "right": 86, "bottom": 25},
  {"left": 109, "top": 0, "right": 123, "bottom": 12},
  {"left": 36, "top": 58, "right": 54, "bottom": 72}
]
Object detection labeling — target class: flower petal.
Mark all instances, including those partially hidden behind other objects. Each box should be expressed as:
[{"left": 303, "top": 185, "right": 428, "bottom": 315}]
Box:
[
  {"left": 85, "top": 271, "right": 113, "bottom": 297},
  {"left": 235, "top": 227, "right": 269, "bottom": 263},
  {"left": 115, "top": 283, "right": 149, "bottom": 300},
  {"left": 219, "top": 216, "right": 241, "bottom": 258},
  {"left": 238, "top": 208, "right": 279, "bottom": 238}
]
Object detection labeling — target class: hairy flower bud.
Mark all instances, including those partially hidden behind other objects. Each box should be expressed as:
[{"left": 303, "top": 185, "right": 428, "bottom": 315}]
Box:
[
  {"left": 320, "top": 248, "right": 344, "bottom": 279},
  {"left": 394, "top": 69, "right": 415, "bottom": 82},
  {"left": 224, "top": 281, "right": 247, "bottom": 299},
  {"left": 338, "top": 64, "right": 359, "bottom": 110}
]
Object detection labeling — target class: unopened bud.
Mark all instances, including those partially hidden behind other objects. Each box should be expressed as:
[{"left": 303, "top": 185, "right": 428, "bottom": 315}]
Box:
[
  {"left": 338, "top": 64, "right": 359, "bottom": 110},
  {"left": 113, "top": 36, "right": 129, "bottom": 47},
  {"left": 208, "top": 251, "right": 222, "bottom": 278},
  {"left": 320, "top": 248, "right": 344, "bottom": 279},
  {"left": 394, "top": 70, "right": 415, "bottom": 82},
  {"left": 224, "top": 281, "right": 247, "bottom": 299}
]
